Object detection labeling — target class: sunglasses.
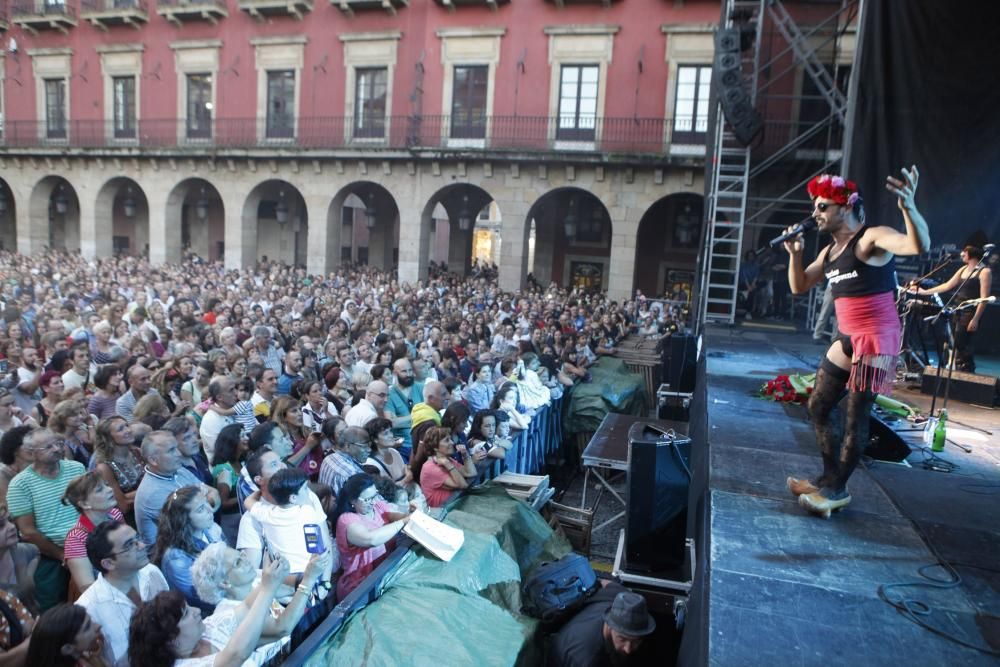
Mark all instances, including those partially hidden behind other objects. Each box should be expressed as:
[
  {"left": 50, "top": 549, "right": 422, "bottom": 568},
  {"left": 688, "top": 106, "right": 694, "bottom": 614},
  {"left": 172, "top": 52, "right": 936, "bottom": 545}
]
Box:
[{"left": 814, "top": 202, "right": 837, "bottom": 212}]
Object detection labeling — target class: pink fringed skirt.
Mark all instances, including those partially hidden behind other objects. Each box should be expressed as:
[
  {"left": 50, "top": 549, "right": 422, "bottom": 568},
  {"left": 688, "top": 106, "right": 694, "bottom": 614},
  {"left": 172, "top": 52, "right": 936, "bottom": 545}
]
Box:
[{"left": 834, "top": 291, "right": 901, "bottom": 395}]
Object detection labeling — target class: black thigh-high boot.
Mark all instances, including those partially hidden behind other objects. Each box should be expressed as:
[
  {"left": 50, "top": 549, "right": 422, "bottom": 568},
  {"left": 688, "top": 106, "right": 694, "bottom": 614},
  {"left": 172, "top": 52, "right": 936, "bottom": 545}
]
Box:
[
  {"left": 806, "top": 363, "right": 849, "bottom": 488},
  {"left": 828, "top": 387, "right": 877, "bottom": 495}
]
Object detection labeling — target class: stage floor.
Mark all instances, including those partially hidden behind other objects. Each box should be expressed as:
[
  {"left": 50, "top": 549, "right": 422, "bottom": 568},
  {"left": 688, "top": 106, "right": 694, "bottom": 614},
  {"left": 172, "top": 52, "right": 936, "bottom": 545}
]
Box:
[{"left": 701, "top": 324, "right": 1000, "bottom": 664}]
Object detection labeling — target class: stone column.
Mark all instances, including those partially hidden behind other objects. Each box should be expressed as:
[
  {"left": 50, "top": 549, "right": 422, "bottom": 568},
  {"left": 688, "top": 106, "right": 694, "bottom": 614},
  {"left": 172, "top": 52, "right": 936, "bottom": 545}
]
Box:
[
  {"left": 607, "top": 201, "right": 640, "bottom": 302},
  {"left": 304, "top": 192, "right": 334, "bottom": 277},
  {"left": 147, "top": 187, "right": 175, "bottom": 266},
  {"left": 497, "top": 199, "right": 531, "bottom": 293},
  {"left": 224, "top": 190, "right": 254, "bottom": 269}
]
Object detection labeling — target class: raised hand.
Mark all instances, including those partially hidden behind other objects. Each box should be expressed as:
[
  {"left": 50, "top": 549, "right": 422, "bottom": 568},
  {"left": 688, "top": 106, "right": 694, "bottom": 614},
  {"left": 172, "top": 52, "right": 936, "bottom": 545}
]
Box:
[
  {"left": 886, "top": 165, "right": 919, "bottom": 211},
  {"left": 782, "top": 226, "right": 806, "bottom": 255}
]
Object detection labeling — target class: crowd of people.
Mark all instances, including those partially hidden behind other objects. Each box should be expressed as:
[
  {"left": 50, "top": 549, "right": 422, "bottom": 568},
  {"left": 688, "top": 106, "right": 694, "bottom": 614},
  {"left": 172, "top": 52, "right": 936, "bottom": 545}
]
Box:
[{"left": 0, "top": 248, "right": 686, "bottom": 666}]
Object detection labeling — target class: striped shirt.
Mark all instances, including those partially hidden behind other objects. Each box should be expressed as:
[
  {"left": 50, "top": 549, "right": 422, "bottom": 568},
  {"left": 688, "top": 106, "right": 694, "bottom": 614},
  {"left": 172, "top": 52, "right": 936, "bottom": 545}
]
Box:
[{"left": 6, "top": 461, "right": 86, "bottom": 546}]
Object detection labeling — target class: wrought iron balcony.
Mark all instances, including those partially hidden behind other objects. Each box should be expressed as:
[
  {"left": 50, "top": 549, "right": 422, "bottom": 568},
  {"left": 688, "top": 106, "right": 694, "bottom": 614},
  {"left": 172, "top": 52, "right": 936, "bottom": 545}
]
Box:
[
  {"left": 156, "top": 0, "right": 226, "bottom": 25},
  {"left": 0, "top": 115, "right": 705, "bottom": 160},
  {"left": 80, "top": 0, "right": 148, "bottom": 29},
  {"left": 333, "top": 0, "right": 407, "bottom": 16},
  {"left": 434, "top": 0, "right": 508, "bottom": 10},
  {"left": 10, "top": 0, "right": 77, "bottom": 34},
  {"left": 238, "top": 0, "right": 311, "bottom": 20}
]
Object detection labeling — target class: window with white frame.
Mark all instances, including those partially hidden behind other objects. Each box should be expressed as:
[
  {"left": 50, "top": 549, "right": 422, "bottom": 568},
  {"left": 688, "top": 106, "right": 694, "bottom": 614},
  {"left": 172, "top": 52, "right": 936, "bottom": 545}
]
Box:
[
  {"left": 266, "top": 70, "right": 295, "bottom": 139},
  {"left": 451, "top": 65, "right": 488, "bottom": 139},
  {"left": 186, "top": 73, "right": 212, "bottom": 139},
  {"left": 112, "top": 76, "right": 136, "bottom": 139},
  {"left": 45, "top": 79, "right": 67, "bottom": 139},
  {"left": 354, "top": 67, "right": 387, "bottom": 138},
  {"left": 672, "top": 64, "right": 711, "bottom": 142},
  {"left": 557, "top": 65, "right": 598, "bottom": 141}
]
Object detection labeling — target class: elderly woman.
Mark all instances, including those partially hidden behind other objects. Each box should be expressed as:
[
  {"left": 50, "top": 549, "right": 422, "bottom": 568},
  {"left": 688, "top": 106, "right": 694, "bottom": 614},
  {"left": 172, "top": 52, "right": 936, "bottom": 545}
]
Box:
[
  {"left": 62, "top": 471, "right": 124, "bottom": 594},
  {"left": 152, "top": 485, "right": 225, "bottom": 614},
  {"left": 409, "top": 427, "right": 478, "bottom": 508},
  {"left": 191, "top": 543, "right": 329, "bottom": 653},
  {"left": 332, "top": 473, "right": 411, "bottom": 600},
  {"left": 90, "top": 321, "right": 115, "bottom": 365},
  {"left": 49, "top": 398, "right": 93, "bottom": 467},
  {"left": 127, "top": 559, "right": 285, "bottom": 667},
  {"left": 92, "top": 416, "right": 143, "bottom": 516}
]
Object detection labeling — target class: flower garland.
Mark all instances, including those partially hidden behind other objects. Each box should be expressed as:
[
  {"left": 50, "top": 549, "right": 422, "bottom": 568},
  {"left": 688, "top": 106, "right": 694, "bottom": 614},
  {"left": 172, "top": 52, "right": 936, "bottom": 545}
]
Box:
[{"left": 807, "top": 174, "right": 861, "bottom": 207}]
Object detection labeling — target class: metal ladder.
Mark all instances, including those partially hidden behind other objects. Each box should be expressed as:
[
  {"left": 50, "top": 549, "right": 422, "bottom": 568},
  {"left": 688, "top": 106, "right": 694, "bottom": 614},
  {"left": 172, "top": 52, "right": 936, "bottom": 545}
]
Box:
[{"left": 700, "top": 0, "right": 762, "bottom": 325}]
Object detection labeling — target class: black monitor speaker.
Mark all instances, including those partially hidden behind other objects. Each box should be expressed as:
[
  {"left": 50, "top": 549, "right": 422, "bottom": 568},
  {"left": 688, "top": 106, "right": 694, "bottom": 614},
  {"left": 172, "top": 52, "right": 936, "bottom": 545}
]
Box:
[{"left": 625, "top": 422, "right": 692, "bottom": 578}]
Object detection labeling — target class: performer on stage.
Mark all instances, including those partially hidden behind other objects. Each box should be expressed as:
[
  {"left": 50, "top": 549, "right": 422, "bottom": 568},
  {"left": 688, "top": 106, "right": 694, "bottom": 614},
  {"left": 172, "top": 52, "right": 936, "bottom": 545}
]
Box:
[
  {"left": 784, "top": 168, "right": 931, "bottom": 517},
  {"left": 910, "top": 245, "right": 993, "bottom": 372}
]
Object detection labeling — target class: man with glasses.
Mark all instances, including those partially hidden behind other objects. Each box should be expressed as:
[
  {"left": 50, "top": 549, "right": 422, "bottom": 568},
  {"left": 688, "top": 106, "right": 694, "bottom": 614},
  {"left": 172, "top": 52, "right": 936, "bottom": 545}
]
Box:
[
  {"left": 319, "top": 426, "right": 369, "bottom": 495},
  {"left": 784, "top": 168, "right": 930, "bottom": 517},
  {"left": 78, "top": 520, "right": 169, "bottom": 666},
  {"left": 7, "top": 428, "right": 85, "bottom": 610},
  {"left": 345, "top": 380, "right": 388, "bottom": 428}
]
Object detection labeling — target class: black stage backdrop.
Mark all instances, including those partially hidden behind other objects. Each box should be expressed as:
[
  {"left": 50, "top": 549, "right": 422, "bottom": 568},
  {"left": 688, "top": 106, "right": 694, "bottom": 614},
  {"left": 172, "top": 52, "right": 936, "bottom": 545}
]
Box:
[{"left": 848, "top": 0, "right": 1000, "bottom": 247}]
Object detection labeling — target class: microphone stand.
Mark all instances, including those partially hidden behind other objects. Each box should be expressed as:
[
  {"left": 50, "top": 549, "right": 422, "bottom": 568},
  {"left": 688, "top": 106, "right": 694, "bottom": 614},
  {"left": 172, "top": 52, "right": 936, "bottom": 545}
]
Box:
[{"left": 925, "top": 249, "right": 994, "bottom": 419}]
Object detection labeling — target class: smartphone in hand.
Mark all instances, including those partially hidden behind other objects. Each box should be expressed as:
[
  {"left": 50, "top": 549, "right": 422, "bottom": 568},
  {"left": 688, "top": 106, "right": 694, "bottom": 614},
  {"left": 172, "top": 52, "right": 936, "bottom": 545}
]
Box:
[{"left": 303, "top": 524, "right": 326, "bottom": 554}]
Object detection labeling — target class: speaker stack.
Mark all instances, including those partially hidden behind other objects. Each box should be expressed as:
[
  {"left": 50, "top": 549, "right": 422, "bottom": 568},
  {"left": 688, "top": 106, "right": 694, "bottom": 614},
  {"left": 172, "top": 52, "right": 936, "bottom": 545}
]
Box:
[
  {"left": 713, "top": 28, "right": 763, "bottom": 146},
  {"left": 921, "top": 366, "right": 999, "bottom": 407}
]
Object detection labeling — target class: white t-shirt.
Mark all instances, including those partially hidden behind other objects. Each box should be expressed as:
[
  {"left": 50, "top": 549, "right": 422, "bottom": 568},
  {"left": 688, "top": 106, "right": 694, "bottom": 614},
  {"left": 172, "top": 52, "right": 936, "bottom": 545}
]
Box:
[{"left": 236, "top": 492, "right": 338, "bottom": 573}]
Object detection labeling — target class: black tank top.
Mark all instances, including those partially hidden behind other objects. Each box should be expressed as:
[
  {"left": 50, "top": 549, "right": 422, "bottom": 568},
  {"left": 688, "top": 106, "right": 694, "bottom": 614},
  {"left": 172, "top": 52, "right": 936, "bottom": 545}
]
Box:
[
  {"left": 823, "top": 225, "right": 897, "bottom": 298},
  {"left": 955, "top": 267, "right": 982, "bottom": 302}
]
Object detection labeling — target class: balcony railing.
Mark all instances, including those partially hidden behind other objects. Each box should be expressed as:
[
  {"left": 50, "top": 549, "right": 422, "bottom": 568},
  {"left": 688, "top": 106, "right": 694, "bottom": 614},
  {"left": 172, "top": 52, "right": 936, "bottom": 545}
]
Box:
[
  {"left": 156, "top": 0, "right": 227, "bottom": 25},
  {"left": 10, "top": 0, "right": 77, "bottom": 33},
  {"left": 80, "top": 0, "right": 148, "bottom": 28},
  {"left": 0, "top": 115, "right": 704, "bottom": 156}
]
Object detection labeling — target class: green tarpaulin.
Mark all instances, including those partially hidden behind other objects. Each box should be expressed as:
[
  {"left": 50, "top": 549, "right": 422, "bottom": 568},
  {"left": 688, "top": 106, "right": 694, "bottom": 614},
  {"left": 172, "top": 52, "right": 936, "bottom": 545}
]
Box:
[
  {"left": 562, "top": 357, "right": 647, "bottom": 435},
  {"left": 302, "top": 486, "right": 571, "bottom": 667}
]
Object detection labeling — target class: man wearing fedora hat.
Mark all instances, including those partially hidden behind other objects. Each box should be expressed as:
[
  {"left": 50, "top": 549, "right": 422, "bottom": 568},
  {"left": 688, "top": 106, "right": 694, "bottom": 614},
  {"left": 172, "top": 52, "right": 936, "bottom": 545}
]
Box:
[{"left": 549, "top": 582, "right": 656, "bottom": 666}]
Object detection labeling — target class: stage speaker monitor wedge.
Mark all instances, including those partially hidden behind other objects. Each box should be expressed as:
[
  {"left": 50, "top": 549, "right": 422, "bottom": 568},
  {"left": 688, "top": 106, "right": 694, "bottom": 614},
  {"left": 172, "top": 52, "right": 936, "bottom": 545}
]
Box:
[
  {"left": 920, "top": 366, "right": 999, "bottom": 407},
  {"left": 713, "top": 28, "right": 763, "bottom": 146}
]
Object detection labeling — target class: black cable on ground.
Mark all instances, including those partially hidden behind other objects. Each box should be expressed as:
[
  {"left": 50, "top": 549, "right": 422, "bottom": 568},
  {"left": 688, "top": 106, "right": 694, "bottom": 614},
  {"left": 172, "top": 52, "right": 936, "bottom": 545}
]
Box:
[{"left": 865, "top": 458, "right": 1000, "bottom": 657}]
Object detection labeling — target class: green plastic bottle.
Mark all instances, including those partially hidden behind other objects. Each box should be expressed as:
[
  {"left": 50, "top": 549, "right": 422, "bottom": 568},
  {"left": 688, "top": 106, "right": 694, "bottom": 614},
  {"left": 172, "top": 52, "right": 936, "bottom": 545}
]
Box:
[{"left": 932, "top": 409, "right": 947, "bottom": 452}]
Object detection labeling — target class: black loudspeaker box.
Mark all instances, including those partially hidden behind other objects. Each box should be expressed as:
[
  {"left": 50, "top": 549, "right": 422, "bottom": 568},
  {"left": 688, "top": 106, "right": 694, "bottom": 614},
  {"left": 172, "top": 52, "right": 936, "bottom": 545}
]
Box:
[
  {"left": 867, "top": 412, "right": 911, "bottom": 463},
  {"left": 920, "top": 366, "right": 998, "bottom": 407},
  {"left": 625, "top": 422, "right": 692, "bottom": 578},
  {"left": 713, "top": 28, "right": 763, "bottom": 146},
  {"left": 662, "top": 334, "right": 697, "bottom": 394}
]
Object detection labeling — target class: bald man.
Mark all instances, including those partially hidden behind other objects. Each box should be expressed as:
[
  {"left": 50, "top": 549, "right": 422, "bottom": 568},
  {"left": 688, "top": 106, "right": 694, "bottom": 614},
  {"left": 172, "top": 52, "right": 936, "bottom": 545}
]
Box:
[
  {"left": 344, "top": 380, "right": 389, "bottom": 428},
  {"left": 115, "top": 364, "right": 158, "bottom": 424}
]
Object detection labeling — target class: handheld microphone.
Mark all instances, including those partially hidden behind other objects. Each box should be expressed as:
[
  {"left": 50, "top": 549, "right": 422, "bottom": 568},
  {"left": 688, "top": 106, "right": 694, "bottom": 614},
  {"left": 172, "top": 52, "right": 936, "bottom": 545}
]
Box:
[{"left": 769, "top": 218, "right": 818, "bottom": 248}]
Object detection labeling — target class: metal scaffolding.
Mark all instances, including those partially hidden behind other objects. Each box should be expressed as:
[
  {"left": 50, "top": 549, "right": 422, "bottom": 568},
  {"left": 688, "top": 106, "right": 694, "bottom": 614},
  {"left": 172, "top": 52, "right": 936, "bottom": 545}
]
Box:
[{"left": 698, "top": 0, "right": 862, "bottom": 327}]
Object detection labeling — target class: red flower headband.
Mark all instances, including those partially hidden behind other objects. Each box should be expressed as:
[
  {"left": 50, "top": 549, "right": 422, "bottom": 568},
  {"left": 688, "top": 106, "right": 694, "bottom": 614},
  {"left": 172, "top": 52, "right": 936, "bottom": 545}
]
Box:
[{"left": 806, "top": 174, "right": 860, "bottom": 207}]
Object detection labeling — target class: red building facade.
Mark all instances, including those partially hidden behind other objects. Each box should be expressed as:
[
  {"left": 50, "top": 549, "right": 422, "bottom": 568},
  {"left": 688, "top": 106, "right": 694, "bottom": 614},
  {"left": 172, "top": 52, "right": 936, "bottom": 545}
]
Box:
[{"left": 0, "top": 0, "right": 720, "bottom": 300}]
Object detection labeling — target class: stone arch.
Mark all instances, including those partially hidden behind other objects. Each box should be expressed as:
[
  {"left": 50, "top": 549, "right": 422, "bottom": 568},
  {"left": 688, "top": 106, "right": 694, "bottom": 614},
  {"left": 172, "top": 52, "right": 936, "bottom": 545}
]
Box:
[
  {"left": 164, "top": 178, "right": 226, "bottom": 263},
  {"left": 0, "top": 179, "right": 16, "bottom": 252},
  {"left": 523, "top": 187, "right": 613, "bottom": 291},
  {"left": 327, "top": 182, "right": 400, "bottom": 271},
  {"left": 421, "top": 183, "right": 497, "bottom": 276},
  {"left": 241, "top": 180, "right": 309, "bottom": 267},
  {"left": 633, "top": 192, "right": 703, "bottom": 299},
  {"left": 94, "top": 177, "right": 150, "bottom": 257},
  {"left": 28, "top": 176, "right": 81, "bottom": 253}
]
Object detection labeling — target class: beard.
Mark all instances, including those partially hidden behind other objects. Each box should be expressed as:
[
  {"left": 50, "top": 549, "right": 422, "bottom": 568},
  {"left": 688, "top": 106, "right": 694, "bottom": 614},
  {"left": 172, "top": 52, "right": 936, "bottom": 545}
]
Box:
[
  {"left": 603, "top": 633, "right": 638, "bottom": 667},
  {"left": 396, "top": 375, "right": 415, "bottom": 388}
]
